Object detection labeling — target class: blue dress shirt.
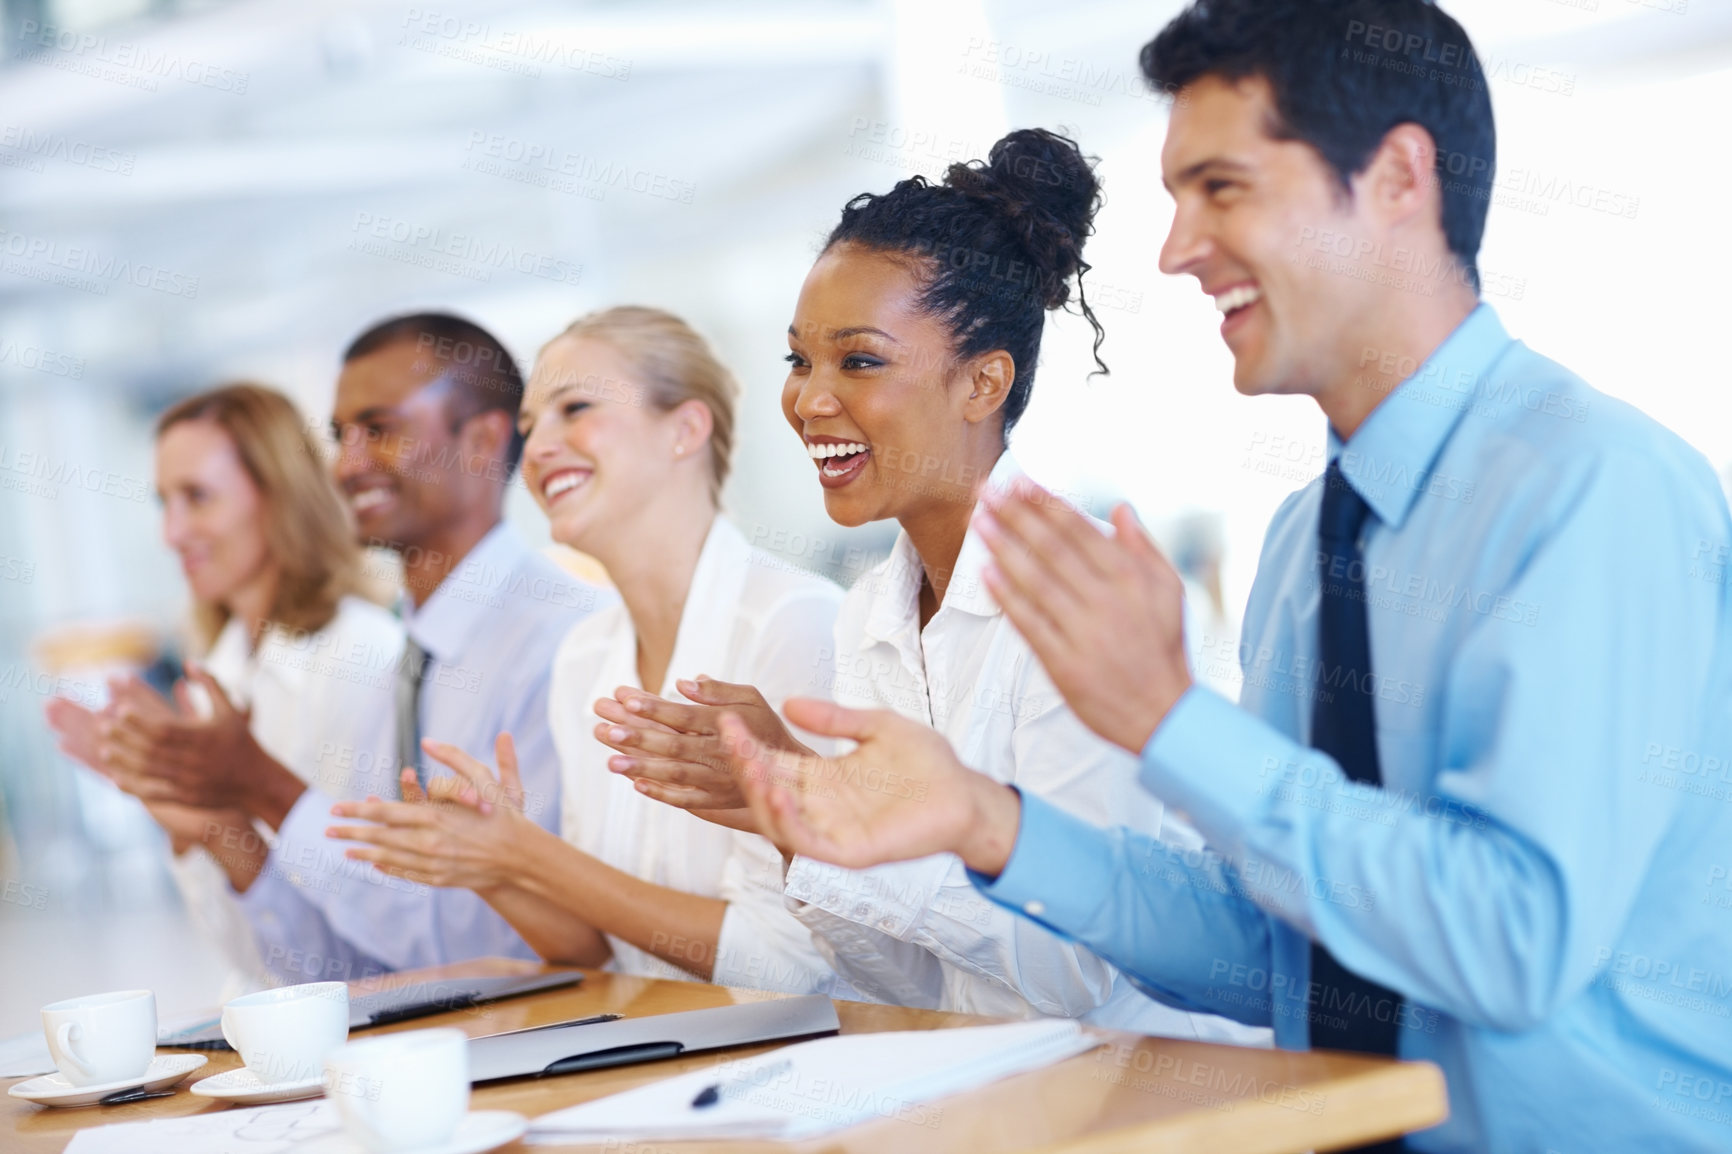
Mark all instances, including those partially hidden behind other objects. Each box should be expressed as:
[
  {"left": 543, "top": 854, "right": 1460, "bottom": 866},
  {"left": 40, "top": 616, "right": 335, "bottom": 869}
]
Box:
[
  {"left": 976, "top": 306, "right": 1732, "bottom": 1151},
  {"left": 241, "top": 522, "right": 613, "bottom": 979}
]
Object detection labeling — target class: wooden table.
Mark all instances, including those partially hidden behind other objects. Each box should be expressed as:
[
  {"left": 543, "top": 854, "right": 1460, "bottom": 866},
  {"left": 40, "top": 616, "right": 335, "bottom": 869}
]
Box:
[{"left": 3, "top": 959, "right": 1447, "bottom": 1153}]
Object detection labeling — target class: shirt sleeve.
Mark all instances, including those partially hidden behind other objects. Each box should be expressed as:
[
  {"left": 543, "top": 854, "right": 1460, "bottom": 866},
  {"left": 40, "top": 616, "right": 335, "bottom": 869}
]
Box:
[
  {"left": 1137, "top": 447, "right": 1721, "bottom": 1031},
  {"left": 248, "top": 653, "right": 562, "bottom": 973},
  {"left": 712, "top": 832, "right": 872, "bottom": 1000},
  {"left": 246, "top": 784, "right": 529, "bottom": 974},
  {"left": 786, "top": 647, "right": 1163, "bottom": 1018},
  {"left": 971, "top": 790, "right": 1275, "bottom": 1025},
  {"left": 236, "top": 851, "right": 395, "bottom": 985},
  {"left": 167, "top": 844, "right": 273, "bottom": 992},
  {"left": 783, "top": 866, "right": 951, "bottom": 1009}
]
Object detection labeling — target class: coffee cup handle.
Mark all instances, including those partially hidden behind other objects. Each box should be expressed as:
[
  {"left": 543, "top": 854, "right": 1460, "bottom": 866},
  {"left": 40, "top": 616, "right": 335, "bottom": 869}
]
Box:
[{"left": 54, "top": 1023, "right": 93, "bottom": 1081}]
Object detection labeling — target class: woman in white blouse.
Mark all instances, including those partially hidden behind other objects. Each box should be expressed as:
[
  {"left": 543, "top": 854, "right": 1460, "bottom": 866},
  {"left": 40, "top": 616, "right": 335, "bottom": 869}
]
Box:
[
  {"left": 47, "top": 383, "right": 401, "bottom": 997},
  {"left": 596, "top": 132, "right": 1268, "bottom": 1043},
  {"left": 328, "top": 307, "right": 856, "bottom": 995}
]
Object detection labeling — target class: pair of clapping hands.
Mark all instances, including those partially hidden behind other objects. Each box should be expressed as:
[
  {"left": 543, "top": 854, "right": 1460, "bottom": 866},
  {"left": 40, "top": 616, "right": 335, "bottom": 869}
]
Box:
[
  {"left": 588, "top": 480, "right": 1196, "bottom": 880},
  {"left": 46, "top": 668, "right": 267, "bottom": 856},
  {"left": 337, "top": 480, "right": 1195, "bottom": 884}
]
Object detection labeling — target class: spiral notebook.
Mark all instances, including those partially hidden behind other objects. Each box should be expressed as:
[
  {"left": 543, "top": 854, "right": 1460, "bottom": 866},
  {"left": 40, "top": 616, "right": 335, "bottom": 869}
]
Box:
[{"left": 525, "top": 1019, "right": 1102, "bottom": 1144}]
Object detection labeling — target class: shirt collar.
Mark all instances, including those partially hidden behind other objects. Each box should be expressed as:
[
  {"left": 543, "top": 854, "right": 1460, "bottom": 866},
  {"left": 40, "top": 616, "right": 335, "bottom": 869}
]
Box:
[
  {"left": 403, "top": 521, "right": 531, "bottom": 663},
  {"left": 1330, "top": 304, "right": 1513, "bottom": 531},
  {"left": 860, "top": 450, "right": 1020, "bottom": 646},
  {"left": 660, "top": 515, "right": 752, "bottom": 692}
]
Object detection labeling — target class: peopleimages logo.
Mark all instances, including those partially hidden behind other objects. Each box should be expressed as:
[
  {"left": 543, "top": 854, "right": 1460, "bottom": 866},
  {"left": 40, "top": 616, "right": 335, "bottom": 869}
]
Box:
[
  {"left": 0, "top": 445, "right": 151, "bottom": 503},
  {"left": 0, "top": 124, "right": 134, "bottom": 175},
  {"left": 347, "top": 212, "right": 584, "bottom": 285},
  {"left": 0, "top": 228, "right": 200, "bottom": 298},
  {"left": 16, "top": 20, "right": 250, "bottom": 94},
  {"left": 0, "top": 338, "right": 84, "bottom": 379}
]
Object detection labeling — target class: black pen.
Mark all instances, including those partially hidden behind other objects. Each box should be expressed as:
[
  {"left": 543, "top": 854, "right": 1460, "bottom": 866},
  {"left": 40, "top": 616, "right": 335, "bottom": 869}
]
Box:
[{"left": 690, "top": 1058, "right": 793, "bottom": 1109}]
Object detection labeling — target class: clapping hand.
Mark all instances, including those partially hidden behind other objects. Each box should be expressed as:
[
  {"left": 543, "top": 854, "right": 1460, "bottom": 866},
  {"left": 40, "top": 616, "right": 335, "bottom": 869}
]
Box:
[
  {"left": 327, "top": 734, "right": 534, "bottom": 891},
  {"left": 46, "top": 682, "right": 256, "bottom": 858},
  {"left": 723, "top": 698, "right": 1024, "bottom": 877},
  {"left": 975, "top": 481, "right": 1193, "bottom": 753},
  {"left": 592, "top": 677, "right": 808, "bottom": 832},
  {"left": 92, "top": 668, "right": 279, "bottom": 810}
]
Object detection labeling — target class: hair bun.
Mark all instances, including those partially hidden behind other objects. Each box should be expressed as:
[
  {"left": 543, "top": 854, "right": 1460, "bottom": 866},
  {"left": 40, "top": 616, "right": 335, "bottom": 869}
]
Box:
[{"left": 942, "top": 128, "right": 1101, "bottom": 308}]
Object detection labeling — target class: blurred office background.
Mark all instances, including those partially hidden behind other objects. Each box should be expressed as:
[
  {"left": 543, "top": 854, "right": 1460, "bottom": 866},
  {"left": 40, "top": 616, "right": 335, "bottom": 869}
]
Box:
[{"left": 0, "top": 0, "right": 1728, "bottom": 1028}]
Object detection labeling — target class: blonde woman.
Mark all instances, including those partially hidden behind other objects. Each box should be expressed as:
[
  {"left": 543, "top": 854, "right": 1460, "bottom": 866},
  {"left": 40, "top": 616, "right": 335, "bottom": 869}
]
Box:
[
  {"left": 329, "top": 308, "right": 856, "bottom": 995},
  {"left": 48, "top": 383, "right": 401, "bottom": 996}
]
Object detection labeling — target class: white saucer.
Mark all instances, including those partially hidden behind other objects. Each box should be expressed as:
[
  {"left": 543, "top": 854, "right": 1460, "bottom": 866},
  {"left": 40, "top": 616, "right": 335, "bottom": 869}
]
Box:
[
  {"left": 300, "top": 1110, "right": 528, "bottom": 1154},
  {"left": 189, "top": 1064, "right": 327, "bottom": 1104},
  {"left": 7, "top": 1053, "right": 207, "bottom": 1107}
]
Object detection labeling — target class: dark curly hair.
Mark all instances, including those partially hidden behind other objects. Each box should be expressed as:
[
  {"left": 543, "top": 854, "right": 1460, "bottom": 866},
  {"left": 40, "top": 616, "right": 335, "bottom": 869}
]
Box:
[{"left": 824, "top": 128, "right": 1107, "bottom": 433}]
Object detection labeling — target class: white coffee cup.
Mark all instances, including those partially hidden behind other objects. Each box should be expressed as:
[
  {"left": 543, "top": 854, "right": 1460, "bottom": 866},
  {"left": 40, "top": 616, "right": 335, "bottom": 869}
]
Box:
[
  {"left": 41, "top": 989, "right": 157, "bottom": 1087},
  {"left": 323, "top": 1027, "right": 470, "bottom": 1152},
  {"left": 221, "top": 981, "right": 350, "bottom": 1086}
]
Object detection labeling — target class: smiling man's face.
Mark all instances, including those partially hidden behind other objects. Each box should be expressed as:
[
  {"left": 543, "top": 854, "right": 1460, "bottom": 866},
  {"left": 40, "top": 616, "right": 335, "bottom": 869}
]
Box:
[
  {"left": 330, "top": 340, "right": 462, "bottom": 552},
  {"left": 1159, "top": 74, "right": 1392, "bottom": 401}
]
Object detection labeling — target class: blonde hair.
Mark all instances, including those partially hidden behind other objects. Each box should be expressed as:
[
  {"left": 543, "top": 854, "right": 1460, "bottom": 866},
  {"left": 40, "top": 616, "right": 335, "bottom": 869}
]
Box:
[
  {"left": 155, "top": 383, "right": 379, "bottom": 651},
  {"left": 548, "top": 306, "right": 739, "bottom": 500}
]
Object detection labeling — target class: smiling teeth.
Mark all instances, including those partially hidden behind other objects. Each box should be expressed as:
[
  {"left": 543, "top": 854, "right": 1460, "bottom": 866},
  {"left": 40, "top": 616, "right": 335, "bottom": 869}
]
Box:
[
  {"left": 1215, "top": 285, "right": 1262, "bottom": 313},
  {"left": 543, "top": 472, "right": 587, "bottom": 499},
  {"left": 350, "top": 489, "right": 390, "bottom": 512},
  {"left": 808, "top": 442, "right": 868, "bottom": 460}
]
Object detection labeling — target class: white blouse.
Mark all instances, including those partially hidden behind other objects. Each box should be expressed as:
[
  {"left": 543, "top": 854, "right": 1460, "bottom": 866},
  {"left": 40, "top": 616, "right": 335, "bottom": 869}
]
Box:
[
  {"left": 549, "top": 516, "right": 862, "bottom": 996},
  {"left": 169, "top": 594, "right": 402, "bottom": 998},
  {"left": 783, "top": 453, "right": 1271, "bottom": 1044}
]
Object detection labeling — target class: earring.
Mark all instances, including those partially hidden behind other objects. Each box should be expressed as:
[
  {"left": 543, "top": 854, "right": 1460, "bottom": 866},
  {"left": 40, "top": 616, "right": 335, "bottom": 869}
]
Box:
[{"left": 674, "top": 445, "right": 685, "bottom": 457}]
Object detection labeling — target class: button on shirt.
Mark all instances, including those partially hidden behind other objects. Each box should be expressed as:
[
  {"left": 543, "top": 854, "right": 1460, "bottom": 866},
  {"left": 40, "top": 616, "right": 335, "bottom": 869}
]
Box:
[
  {"left": 242, "top": 523, "right": 612, "bottom": 980},
  {"left": 551, "top": 517, "right": 865, "bottom": 998},
  {"left": 172, "top": 595, "right": 402, "bottom": 998},
  {"left": 784, "top": 452, "right": 1269, "bottom": 1044},
  {"left": 975, "top": 306, "right": 1732, "bottom": 1151}
]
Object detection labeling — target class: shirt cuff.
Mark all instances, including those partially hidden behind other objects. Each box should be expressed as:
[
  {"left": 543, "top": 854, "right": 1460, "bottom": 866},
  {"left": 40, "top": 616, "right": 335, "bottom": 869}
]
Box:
[
  {"left": 255, "top": 786, "right": 344, "bottom": 908},
  {"left": 1138, "top": 686, "right": 1289, "bottom": 841},
  {"left": 783, "top": 856, "right": 945, "bottom": 938},
  {"left": 967, "top": 790, "right": 1118, "bottom": 937}
]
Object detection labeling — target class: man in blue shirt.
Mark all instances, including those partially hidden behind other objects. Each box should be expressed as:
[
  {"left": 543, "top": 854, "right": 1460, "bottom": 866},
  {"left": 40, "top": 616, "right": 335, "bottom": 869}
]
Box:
[
  {"left": 92, "top": 314, "right": 610, "bottom": 982},
  {"left": 727, "top": 2, "right": 1732, "bottom": 1149}
]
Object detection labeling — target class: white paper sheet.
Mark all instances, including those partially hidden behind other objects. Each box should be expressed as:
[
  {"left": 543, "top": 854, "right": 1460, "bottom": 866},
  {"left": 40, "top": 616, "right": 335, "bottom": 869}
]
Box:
[
  {"left": 0, "top": 1029, "right": 55, "bottom": 1078},
  {"left": 527, "top": 1020, "right": 1101, "bottom": 1144},
  {"left": 63, "top": 1099, "right": 344, "bottom": 1154}
]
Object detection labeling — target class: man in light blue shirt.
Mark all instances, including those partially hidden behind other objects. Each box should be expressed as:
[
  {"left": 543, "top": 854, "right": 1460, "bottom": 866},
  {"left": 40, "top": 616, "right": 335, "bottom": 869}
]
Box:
[
  {"left": 724, "top": 2, "right": 1732, "bottom": 1149},
  {"left": 113, "top": 313, "right": 610, "bottom": 982},
  {"left": 244, "top": 314, "right": 611, "bottom": 980}
]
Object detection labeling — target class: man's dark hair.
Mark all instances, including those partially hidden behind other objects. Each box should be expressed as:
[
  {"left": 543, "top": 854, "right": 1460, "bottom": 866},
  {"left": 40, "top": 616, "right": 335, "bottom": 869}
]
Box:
[
  {"left": 825, "top": 127, "right": 1107, "bottom": 434},
  {"left": 343, "top": 312, "right": 526, "bottom": 470},
  {"left": 1143, "top": 0, "right": 1494, "bottom": 291}
]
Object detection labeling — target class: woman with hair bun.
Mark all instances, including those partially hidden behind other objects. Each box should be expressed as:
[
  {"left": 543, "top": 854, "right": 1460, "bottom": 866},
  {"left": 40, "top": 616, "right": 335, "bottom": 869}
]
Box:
[{"left": 599, "top": 130, "right": 1266, "bottom": 1042}]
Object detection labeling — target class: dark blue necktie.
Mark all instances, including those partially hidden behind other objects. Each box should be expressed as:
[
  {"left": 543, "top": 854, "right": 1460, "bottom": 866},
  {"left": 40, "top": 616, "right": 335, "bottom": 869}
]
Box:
[{"left": 1308, "top": 459, "right": 1404, "bottom": 1059}]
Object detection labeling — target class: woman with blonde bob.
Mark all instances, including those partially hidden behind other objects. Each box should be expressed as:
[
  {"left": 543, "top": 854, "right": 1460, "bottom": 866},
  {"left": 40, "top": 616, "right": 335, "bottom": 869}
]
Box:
[
  {"left": 48, "top": 383, "right": 402, "bottom": 995},
  {"left": 329, "top": 307, "right": 857, "bottom": 995}
]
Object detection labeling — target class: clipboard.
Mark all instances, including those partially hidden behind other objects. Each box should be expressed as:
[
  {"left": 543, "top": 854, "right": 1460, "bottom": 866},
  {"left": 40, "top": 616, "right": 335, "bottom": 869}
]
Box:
[
  {"left": 466, "top": 994, "right": 841, "bottom": 1083},
  {"left": 158, "top": 970, "right": 586, "bottom": 1049}
]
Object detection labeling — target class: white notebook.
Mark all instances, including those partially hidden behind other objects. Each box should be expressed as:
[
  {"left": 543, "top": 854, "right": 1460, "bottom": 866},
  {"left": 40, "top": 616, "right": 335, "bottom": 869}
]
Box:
[{"left": 526, "top": 1019, "right": 1101, "bottom": 1144}]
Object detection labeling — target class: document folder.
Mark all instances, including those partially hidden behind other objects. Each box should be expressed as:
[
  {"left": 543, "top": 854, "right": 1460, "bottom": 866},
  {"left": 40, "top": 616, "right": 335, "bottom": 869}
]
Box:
[
  {"left": 158, "top": 970, "right": 585, "bottom": 1049},
  {"left": 466, "top": 994, "right": 841, "bottom": 1083}
]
